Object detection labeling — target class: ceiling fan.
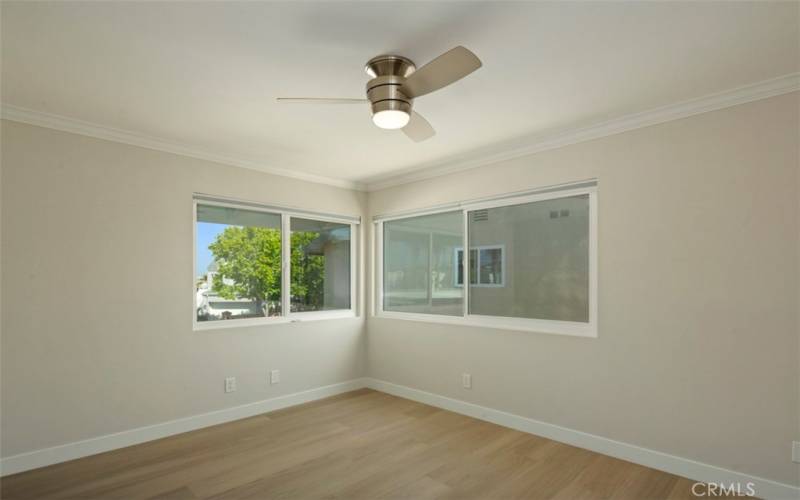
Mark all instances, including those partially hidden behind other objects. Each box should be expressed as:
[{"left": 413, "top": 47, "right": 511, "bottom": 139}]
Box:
[{"left": 277, "top": 46, "right": 482, "bottom": 142}]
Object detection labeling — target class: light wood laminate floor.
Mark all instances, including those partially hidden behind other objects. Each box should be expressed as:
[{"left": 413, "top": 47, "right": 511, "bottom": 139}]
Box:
[{"left": 1, "top": 389, "right": 737, "bottom": 499}]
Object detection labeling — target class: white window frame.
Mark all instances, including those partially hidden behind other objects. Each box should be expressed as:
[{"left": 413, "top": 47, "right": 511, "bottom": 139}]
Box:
[
  {"left": 373, "top": 184, "right": 597, "bottom": 338},
  {"left": 193, "top": 196, "right": 358, "bottom": 331},
  {"left": 453, "top": 245, "right": 506, "bottom": 287}
]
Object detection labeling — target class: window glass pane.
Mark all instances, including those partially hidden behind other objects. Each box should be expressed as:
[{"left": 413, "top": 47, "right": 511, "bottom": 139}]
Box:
[
  {"left": 195, "top": 204, "right": 282, "bottom": 322},
  {"left": 384, "top": 211, "right": 463, "bottom": 316},
  {"left": 290, "top": 218, "right": 351, "bottom": 312},
  {"left": 468, "top": 194, "right": 589, "bottom": 322}
]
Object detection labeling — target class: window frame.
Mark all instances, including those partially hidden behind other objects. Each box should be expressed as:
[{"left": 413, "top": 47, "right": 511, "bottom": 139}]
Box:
[
  {"left": 193, "top": 196, "right": 358, "bottom": 331},
  {"left": 373, "top": 185, "right": 597, "bottom": 338}
]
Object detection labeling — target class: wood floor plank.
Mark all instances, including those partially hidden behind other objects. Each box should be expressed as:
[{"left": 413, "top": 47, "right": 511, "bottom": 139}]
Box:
[
  {"left": 1, "top": 389, "right": 742, "bottom": 499},
  {"left": 148, "top": 486, "right": 199, "bottom": 500}
]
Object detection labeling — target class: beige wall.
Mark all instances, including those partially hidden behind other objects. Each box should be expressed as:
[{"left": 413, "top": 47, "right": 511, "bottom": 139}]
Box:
[
  {"left": 0, "top": 121, "right": 367, "bottom": 457},
  {"left": 1, "top": 92, "right": 797, "bottom": 487},
  {"left": 367, "top": 92, "right": 800, "bottom": 486}
]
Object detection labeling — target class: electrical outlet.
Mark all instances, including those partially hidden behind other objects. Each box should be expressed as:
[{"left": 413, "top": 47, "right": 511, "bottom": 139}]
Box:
[
  {"left": 462, "top": 373, "right": 472, "bottom": 389},
  {"left": 224, "top": 377, "right": 237, "bottom": 393},
  {"left": 270, "top": 369, "right": 280, "bottom": 385},
  {"left": 792, "top": 441, "right": 800, "bottom": 463}
]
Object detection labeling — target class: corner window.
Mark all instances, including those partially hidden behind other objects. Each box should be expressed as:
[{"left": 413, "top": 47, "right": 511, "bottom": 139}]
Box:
[
  {"left": 195, "top": 197, "right": 358, "bottom": 329},
  {"left": 375, "top": 182, "right": 597, "bottom": 337}
]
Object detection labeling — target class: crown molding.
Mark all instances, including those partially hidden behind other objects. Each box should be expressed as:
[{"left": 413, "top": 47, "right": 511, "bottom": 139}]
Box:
[
  {"left": 3, "top": 73, "right": 798, "bottom": 193},
  {"left": 0, "top": 104, "right": 365, "bottom": 191},
  {"left": 363, "top": 72, "right": 800, "bottom": 191}
]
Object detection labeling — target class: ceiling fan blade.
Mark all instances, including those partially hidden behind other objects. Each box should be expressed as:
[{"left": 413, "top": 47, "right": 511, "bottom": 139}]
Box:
[
  {"left": 399, "top": 46, "right": 482, "bottom": 99},
  {"left": 276, "top": 98, "right": 367, "bottom": 104},
  {"left": 402, "top": 111, "right": 435, "bottom": 142}
]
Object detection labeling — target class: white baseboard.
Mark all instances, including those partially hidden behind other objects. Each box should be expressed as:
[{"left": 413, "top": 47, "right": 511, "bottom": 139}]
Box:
[
  {"left": 0, "top": 378, "right": 368, "bottom": 477},
  {"left": 364, "top": 378, "right": 799, "bottom": 500},
  {"left": 4, "top": 377, "right": 797, "bottom": 500}
]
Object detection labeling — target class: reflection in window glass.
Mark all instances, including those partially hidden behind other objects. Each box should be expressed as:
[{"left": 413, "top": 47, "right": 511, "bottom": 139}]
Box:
[
  {"left": 456, "top": 247, "right": 503, "bottom": 286},
  {"left": 195, "top": 204, "right": 282, "bottom": 322},
  {"left": 384, "top": 211, "right": 463, "bottom": 316},
  {"left": 456, "top": 249, "right": 478, "bottom": 285},
  {"left": 468, "top": 195, "right": 590, "bottom": 322},
  {"left": 290, "top": 218, "right": 351, "bottom": 312},
  {"left": 479, "top": 247, "right": 503, "bottom": 285}
]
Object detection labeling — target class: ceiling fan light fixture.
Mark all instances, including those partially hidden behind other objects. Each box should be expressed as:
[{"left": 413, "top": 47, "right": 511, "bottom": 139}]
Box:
[
  {"left": 372, "top": 109, "right": 410, "bottom": 129},
  {"left": 277, "top": 46, "right": 483, "bottom": 142}
]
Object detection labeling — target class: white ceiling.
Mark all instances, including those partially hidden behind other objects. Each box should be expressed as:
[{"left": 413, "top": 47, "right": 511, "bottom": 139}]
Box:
[{"left": 2, "top": 2, "right": 798, "bottom": 187}]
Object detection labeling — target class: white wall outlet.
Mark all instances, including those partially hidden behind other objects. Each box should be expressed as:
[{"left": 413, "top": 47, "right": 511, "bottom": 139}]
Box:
[
  {"left": 270, "top": 369, "right": 280, "bottom": 385},
  {"left": 224, "top": 377, "right": 237, "bottom": 393},
  {"left": 792, "top": 441, "right": 800, "bottom": 463},
  {"left": 462, "top": 373, "right": 472, "bottom": 389}
]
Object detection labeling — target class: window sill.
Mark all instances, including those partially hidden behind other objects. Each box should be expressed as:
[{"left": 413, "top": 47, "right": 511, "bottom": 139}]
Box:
[
  {"left": 372, "top": 311, "right": 596, "bottom": 338},
  {"left": 193, "top": 310, "right": 358, "bottom": 332},
  {"left": 290, "top": 309, "right": 358, "bottom": 321}
]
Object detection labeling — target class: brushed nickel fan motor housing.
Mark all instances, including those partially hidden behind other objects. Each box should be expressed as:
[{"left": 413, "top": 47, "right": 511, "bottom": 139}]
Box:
[
  {"left": 364, "top": 55, "right": 416, "bottom": 78},
  {"left": 364, "top": 55, "right": 416, "bottom": 118}
]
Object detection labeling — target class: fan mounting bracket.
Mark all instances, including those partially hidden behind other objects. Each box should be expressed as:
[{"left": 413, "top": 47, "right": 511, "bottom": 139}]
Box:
[{"left": 364, "top": 55, "right": 416, "bottom": 78}]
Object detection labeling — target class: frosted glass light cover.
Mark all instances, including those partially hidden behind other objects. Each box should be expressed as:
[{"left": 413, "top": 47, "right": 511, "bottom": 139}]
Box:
[{"left": 372, "top": 110, "right": 410, "bottom": 129}]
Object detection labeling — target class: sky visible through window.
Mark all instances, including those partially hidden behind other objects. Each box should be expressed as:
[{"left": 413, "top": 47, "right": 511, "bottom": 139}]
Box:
[{"left": 196, "top": 222, "right": 226, "bottom": 276}]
